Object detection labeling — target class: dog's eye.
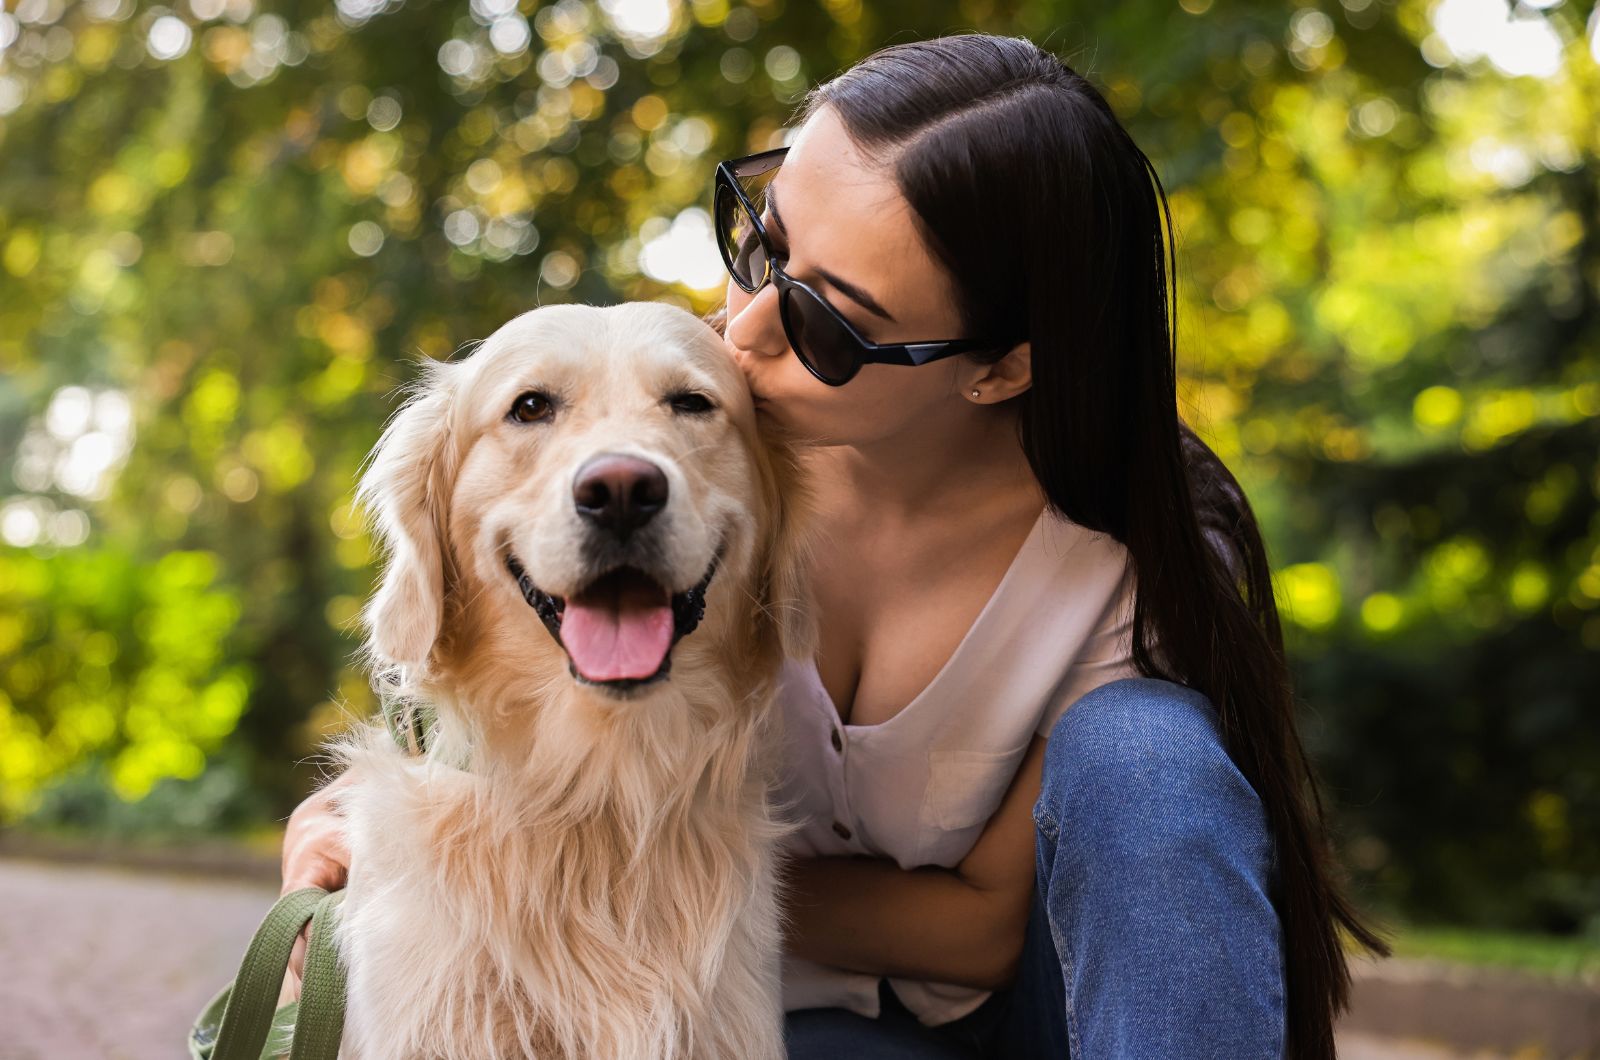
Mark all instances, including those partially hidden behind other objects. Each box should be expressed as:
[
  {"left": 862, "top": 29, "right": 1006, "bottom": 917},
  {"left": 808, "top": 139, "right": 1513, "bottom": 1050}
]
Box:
[
  {"left": 667, "top": 392, "right": 715, "bottom": 415},
  {"left": 508, "top": 391, "right": 554, "bottom": 423}
]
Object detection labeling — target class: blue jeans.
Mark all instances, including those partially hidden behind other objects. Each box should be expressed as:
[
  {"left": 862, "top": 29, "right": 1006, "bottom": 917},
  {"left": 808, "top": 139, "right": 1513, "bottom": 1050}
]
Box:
[{"left": 784, "top": 677, "right": 1286, "bottom": 1058}]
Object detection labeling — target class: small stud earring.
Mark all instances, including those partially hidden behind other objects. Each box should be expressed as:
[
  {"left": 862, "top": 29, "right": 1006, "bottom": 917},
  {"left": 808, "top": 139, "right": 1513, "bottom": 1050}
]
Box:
[{"left": 971, "top": 388, "right": 981, "bottom": 398}]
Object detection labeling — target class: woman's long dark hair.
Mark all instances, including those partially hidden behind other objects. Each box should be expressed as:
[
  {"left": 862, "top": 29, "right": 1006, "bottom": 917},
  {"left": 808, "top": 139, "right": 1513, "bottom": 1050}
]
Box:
[{"left": 796, "top": 34, "right": 1392, "bottom": 1059}]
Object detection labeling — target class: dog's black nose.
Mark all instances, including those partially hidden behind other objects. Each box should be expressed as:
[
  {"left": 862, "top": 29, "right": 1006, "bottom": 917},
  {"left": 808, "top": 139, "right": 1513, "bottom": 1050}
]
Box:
[{"left": 572, "top": 454, "right": 669, "bottom": 539}]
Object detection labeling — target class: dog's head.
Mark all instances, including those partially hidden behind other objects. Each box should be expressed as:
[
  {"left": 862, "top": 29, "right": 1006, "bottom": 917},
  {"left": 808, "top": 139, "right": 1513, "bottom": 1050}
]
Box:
[{"left": 354, "top": 302, "right": 814, "bottom": 709}]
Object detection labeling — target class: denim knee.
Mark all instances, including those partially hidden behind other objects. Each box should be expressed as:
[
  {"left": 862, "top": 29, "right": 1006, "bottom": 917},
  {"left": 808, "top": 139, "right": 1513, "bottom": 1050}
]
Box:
[
  {"left": 1029, "top": 676, "right": 1286, "bottom": 1058},
  {"left": 1033, "top": 677, "right": 1256, "bottom": 846}
]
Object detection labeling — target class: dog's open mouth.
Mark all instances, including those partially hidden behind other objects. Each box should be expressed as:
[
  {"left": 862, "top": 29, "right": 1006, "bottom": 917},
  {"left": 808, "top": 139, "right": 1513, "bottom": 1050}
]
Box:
[{"left": 503, "top": 546, "right": 720, "bottom": 691}]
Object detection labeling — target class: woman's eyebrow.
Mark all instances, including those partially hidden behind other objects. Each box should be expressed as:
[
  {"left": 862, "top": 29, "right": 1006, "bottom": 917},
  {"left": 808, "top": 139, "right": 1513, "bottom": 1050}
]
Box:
[
  {"left": 765, "top": 180, "right": 789, "bottom": 237},
  {"left": 815, "top": 266, "right": 896, "bottom": 324},
  {"left": 767, "top": 181, "right": 897, "bottom": 324}
]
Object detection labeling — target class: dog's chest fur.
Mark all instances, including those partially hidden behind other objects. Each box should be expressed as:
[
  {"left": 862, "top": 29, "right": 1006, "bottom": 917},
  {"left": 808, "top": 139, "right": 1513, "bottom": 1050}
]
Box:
[{"left": 332, "top": 724, "right": 787, "bottom": 1060}]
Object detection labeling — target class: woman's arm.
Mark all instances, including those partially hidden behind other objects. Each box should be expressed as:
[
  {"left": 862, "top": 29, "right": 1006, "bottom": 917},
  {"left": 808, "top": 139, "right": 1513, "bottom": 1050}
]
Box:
[{"left": 781, "top": 735, "right": 1046, "bottom": 991}]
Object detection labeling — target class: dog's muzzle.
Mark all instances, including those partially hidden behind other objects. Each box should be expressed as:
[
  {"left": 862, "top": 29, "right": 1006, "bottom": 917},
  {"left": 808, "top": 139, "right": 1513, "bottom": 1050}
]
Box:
[{"left": 503, "top": 543, "right": 722, "bottom": 693}]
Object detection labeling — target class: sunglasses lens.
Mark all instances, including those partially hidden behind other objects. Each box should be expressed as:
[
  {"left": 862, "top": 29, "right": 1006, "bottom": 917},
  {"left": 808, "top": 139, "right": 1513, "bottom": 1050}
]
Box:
[
  {"left": 781, "top": 283, "right": 860, "bottom": 385},
  {"left": 715, "top": 171, "right": 776, "bottom": 291}
]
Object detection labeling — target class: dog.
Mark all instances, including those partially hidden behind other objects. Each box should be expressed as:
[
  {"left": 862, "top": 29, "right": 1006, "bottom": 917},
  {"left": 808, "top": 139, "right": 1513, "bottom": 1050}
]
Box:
[{"left": 321, "top": 302, "right": 816, "bottom": 1059}]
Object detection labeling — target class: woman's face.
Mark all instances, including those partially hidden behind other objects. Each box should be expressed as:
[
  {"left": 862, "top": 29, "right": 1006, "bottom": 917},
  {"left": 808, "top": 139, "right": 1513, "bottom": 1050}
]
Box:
[{"left": 722, "top": 105, "right": 981, "bottom": 448}]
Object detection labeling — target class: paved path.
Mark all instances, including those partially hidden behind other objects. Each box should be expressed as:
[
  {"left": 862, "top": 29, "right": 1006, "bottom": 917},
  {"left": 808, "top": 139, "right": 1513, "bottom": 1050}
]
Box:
[
  {"left": 1343, "top": 951, "right": 1599, "bottom": 1058},
  {"left": 2, "top": 857, "right": 1586, "bottom": 1059},
  {"left": 0, "top": 857, "right": 278, "bottom": 1060}
]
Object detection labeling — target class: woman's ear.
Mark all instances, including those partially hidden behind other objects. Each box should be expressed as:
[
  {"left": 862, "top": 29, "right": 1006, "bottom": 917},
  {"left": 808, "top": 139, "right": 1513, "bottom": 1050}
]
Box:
[
  {"left": 969, "top": 340, "right": 1032, "bottom": 401},
  {"left": 752, "top": 422, "right": 818, "bottom": 665},
  {"left": 355, "top": 361, "right": 462, "bottom": 669}
]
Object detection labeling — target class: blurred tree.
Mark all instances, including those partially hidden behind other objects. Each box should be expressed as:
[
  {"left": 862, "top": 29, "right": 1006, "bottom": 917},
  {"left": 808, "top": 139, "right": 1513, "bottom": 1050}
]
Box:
[{"left": 0, "top": 0, "right": 1595, "bottom": 936}]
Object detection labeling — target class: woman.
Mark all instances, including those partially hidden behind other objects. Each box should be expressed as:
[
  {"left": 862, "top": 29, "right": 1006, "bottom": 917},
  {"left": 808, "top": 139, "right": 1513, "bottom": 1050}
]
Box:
[{"left": 281, "top": 33, "right": 1391, "bottom": 1058}]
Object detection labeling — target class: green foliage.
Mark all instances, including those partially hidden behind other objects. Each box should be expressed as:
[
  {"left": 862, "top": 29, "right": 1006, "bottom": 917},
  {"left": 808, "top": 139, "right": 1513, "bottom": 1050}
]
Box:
[
  {"left": 20, "top": 740, "right": 274, "bottom": 838},
  {"left": 1, "top": 0, "right": 1596, "bottom": 938},
  {"left": 0, "top": 546, "right": 251, "bottom": 813}
]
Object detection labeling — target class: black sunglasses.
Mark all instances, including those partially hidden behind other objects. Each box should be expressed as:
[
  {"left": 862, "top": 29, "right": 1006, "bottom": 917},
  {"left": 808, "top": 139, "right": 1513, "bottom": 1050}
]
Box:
[{"left": 712, "top": 146, "right": 996, "bottom": 387}]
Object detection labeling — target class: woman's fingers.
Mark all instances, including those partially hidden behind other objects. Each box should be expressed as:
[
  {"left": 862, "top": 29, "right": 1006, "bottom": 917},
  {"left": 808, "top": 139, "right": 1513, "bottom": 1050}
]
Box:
[
  {"left": 280, "top": 773, "right": 354, "bottom": 895},
  {"left": 279, "top": 774, "right": 353, "bottom": 991},
  {"left": 282, "top": 848, "right": 350, "bottom": 895},
  {"left": 279, "top": 929, "right": 308, "bottom": 1007}
]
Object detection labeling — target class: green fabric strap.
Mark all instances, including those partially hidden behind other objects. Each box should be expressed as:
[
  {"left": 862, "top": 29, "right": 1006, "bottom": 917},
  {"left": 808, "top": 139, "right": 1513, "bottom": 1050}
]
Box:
[
  {"left": 289, "top": 889, "right": 348, "bottom": 1060},
  {"left": 381, "top": 697, "right": 435, "bottom": 756},
  {"left": 189, "top": 886, "right": 350, "bottom": 1059},
  {"left": 209, "top": 888, "right": 323, "bottom": 1060}
]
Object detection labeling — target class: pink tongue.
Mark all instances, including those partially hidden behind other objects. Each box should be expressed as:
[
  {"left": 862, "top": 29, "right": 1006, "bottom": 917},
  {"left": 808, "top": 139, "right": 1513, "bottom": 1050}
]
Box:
[{"left": 559, "top": 574, "right": 675, "bottom": 682}]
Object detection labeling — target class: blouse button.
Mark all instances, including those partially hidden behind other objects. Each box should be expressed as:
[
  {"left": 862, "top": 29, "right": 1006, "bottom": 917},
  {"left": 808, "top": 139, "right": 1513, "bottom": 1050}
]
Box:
[
  {"left": 831, "top": 820, "right": 852, "bottom": 841},
  {"left": 830, "top": 729, "right": 843, "bottom": 753}
]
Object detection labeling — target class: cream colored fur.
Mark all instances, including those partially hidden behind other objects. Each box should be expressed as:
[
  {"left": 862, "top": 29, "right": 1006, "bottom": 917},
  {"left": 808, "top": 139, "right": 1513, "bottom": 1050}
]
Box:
[{"left": 322, "top": 302, "right": 816, "bottom": 1059}]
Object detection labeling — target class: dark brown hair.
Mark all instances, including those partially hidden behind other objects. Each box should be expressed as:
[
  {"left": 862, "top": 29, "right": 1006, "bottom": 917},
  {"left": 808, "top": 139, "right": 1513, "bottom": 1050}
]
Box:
[{"left": 793, "top": 33, "right": 1393, "bottom": 1059}]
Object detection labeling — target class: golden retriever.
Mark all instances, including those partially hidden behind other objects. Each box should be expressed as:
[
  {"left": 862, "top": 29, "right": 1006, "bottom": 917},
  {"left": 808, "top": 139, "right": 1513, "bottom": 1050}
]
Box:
[{"left": 320, "top": 301, "right": 815, "bottom": 1059}]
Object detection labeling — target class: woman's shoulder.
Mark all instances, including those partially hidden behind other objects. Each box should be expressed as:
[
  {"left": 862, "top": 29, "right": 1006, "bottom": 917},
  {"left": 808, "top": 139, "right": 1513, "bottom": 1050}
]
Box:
[
  {"left": 1032, "top": 503, "right": 1130, "bottom": 567},
  {"left": 1012, "top": 505, "right": 1135, "bottom": 624}
]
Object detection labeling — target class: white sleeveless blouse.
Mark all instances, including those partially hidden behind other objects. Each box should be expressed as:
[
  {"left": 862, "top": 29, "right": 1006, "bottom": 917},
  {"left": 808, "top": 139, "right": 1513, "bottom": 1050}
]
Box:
[{"left": 773, "top": 504, "right": 1142, "bottom": 1026}]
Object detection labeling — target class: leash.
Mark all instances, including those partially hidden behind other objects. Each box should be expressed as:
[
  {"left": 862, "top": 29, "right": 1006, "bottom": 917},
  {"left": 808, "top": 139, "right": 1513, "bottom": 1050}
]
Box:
[
  {"left": 382, "top": 697, "right": 437, "bottom": 756},
  {"left": 189, "top": 887, "right": 349, "bottom": 1060}
]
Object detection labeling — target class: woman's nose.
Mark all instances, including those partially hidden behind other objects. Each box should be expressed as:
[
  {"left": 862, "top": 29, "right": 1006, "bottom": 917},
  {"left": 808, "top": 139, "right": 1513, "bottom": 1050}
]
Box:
[{"left": 725, "top": 284, "right": 788, "bottom": 363}]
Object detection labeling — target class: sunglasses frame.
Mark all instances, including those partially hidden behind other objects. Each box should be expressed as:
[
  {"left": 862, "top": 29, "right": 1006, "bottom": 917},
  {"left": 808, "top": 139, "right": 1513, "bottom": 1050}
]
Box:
[{"left": 713, "top": 146, "right": 997, "bottom": 387}]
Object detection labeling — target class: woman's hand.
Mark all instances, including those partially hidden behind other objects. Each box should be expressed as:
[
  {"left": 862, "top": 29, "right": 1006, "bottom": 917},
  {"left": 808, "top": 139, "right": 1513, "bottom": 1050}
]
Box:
[{"left": 276, "top": 771, "right": 355, "bottom": 1005}]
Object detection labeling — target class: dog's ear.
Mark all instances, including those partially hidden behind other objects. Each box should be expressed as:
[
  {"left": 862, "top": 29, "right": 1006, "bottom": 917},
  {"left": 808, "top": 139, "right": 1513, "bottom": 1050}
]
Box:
[
  {"left": 355, "top": 359, "right": 462, "bottom": 669},
  {"left": 752, "top": 424, "right": 818, "bottom": 664}
]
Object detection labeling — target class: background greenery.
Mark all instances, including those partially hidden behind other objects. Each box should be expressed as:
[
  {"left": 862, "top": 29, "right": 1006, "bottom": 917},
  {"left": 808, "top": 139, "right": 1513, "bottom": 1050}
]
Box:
[{"left": 1, "top": 0, "right": 1596, "bottom": 948}]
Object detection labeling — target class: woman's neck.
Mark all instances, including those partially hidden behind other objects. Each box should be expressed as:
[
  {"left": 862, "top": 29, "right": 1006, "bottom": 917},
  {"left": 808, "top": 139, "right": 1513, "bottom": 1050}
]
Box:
[{"left": 805, "top": 407, "right": 1044, "bottom": 527}]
